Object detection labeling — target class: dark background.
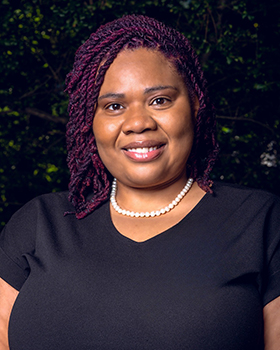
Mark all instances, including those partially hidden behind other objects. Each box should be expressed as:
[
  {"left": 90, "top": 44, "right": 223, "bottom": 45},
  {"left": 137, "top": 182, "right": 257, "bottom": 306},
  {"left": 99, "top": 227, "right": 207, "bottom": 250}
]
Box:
[{"left": 1, "top": 0, "right": 279, "bottom": 227}]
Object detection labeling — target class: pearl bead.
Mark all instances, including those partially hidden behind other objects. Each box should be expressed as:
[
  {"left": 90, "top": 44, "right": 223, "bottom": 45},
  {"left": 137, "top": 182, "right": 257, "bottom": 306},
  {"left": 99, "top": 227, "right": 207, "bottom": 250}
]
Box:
[{"left": 110, "top": 178, "right": 194, "bottom": 218}]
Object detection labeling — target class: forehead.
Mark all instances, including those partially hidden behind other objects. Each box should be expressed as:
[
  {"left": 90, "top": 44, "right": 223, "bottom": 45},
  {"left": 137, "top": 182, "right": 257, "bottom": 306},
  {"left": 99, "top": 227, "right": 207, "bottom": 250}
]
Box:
[
  {"left": 113, "top": 47, "right": 175, "bottom": 68},
  {"left": 99, "top": 48, "right": 185, "bottom": 93}
]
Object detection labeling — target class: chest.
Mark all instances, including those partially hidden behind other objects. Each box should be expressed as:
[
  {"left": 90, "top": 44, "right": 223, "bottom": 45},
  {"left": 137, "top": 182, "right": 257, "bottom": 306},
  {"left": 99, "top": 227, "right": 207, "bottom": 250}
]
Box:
[{"left": 9, "top": 222, "right": 264, "bottom": 350}]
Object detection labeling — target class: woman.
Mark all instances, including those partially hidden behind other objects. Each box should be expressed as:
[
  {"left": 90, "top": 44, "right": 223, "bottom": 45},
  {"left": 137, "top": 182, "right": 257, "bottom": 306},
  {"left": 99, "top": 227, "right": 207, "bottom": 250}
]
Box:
[{"left": 1, "top": 14, "right": 280, "bottom": 350}]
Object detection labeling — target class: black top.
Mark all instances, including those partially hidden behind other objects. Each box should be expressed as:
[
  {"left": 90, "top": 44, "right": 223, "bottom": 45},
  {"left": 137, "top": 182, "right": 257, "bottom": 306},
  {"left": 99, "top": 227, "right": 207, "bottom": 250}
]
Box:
[{"left": 1, "top": 182, "right": 280, "bottom": 350}]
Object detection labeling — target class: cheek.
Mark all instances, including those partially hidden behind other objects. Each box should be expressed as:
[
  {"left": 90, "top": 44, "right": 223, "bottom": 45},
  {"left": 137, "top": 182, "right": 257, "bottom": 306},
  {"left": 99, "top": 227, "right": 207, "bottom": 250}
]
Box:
[
  {"left": 165, "top": 115, "right": 194, "bottom": 144},
  {"left": 169, "top": 119, "right": 194, "bottom": 159},
  {"left": 178, "top": 122, "right": 194, "bottom": 138},
  {"left": 93, "top": 120, "right": 119, "bottom": 148}
]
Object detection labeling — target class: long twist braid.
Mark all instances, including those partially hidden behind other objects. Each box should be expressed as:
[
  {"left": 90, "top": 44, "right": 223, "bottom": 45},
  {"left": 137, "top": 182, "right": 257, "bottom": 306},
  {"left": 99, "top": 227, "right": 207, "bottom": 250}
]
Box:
[{"left": 65, "top": 14, "right": 219, "bottom": 219}]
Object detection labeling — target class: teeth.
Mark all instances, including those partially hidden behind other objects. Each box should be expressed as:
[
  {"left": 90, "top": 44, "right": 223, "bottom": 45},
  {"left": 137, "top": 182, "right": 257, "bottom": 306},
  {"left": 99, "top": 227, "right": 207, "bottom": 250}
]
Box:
[{"left": 127, "top": 147, "right": 158, "bottom": 153}]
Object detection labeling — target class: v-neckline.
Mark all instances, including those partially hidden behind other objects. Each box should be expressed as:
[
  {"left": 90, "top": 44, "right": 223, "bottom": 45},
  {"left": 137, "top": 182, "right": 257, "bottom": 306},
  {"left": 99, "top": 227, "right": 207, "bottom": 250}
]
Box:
[{"left": 104, "top": 188, "right": 212, "bottom": 245}]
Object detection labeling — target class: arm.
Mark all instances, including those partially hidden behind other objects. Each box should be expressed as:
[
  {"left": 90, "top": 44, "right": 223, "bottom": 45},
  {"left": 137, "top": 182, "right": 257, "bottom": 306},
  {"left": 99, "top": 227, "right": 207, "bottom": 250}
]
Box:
[
  {"left": 264, "top": 295, "right": 280, "bottom": 350},
  {"left": 0, "top": 278, "right": 18, "bottom": 350}
]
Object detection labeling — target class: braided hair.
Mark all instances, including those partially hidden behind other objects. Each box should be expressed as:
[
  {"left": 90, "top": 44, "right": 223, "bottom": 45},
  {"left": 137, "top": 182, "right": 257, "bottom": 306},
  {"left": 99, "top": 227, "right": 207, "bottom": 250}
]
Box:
[{"left": 65, "top": 14, "right": 219, "bottom": 219}]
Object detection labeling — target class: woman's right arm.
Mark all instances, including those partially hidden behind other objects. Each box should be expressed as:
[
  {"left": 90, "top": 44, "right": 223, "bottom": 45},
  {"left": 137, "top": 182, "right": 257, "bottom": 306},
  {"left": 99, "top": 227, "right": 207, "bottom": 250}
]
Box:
[{"left": 0, "top": 278, "right": 18, "bottom": 350}]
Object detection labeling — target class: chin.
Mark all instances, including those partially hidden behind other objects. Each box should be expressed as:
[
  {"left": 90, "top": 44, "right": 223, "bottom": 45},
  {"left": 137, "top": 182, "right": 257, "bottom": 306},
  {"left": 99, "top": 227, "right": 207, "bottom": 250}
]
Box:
[{"left": 121, "top": 172, "right": 179, "bottom": 189}]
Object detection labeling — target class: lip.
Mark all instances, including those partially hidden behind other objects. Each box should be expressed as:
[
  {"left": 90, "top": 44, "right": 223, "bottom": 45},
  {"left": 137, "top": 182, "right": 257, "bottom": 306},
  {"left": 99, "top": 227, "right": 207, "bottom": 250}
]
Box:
[
  {"left": 122, "top": 140, "right": 165, "bottom": 149},
  {"left": 121, "top": 140, "right": 166, "bottom": 162}
]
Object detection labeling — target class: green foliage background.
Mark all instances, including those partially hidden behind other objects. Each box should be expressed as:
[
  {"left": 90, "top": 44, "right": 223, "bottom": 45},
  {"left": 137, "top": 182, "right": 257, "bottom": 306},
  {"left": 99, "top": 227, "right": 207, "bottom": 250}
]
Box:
[{"left": 1, "top": 0, "right": 280, "bottom": 227}]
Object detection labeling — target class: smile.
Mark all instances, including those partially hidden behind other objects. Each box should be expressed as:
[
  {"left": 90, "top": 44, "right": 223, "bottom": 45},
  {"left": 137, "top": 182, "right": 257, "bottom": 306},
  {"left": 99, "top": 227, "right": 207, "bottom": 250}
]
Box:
[
  {"left": 126, "top": 146, "right": 159, "bottom": 153},
  {"left": 123, "top": 144, "right": 165, "bottom": 162}
]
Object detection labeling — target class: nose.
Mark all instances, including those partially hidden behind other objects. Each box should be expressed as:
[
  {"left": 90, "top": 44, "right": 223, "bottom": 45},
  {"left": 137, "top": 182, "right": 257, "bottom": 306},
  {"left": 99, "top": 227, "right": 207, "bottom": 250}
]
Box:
[{"left": 121, "top": 105, "right": 157, "bottom": 135}]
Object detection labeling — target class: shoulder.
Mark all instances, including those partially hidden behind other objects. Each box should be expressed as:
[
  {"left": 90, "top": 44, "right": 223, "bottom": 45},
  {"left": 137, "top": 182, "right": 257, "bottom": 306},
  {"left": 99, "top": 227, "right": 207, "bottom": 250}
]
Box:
[
  {"left": 212, "top": 181, "right": 280, "bottom": 207},
  {"left": 3, "top": 191, "right": 110, "bottom": 234},
  {"left": 22, "top": 191, "right": 71, "bottom": 210},
  {"left": 204, "top": 181, "right": 280, "bottom": 228},
  {"left": 2, "top": 191, "right": 73, "bottom": 234},
  {"left": 16, "top": 191, "right": 71, "bottom": 213}
]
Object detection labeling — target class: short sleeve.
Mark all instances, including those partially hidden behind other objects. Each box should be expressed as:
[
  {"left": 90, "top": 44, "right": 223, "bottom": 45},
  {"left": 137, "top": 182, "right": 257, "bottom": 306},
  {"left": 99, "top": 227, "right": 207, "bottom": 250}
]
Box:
[
  {"left": 0, "top": 199, "right": 38, "bottom": 290},
  {"left": 262, "top": 195, "right": 280, "bottom": 306}
]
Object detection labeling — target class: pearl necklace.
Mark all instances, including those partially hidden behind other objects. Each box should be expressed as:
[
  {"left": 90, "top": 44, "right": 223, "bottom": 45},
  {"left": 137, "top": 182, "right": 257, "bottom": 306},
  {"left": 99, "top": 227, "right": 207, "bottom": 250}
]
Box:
[{"left": 110, "top": 178, "right": 194, "bottom": 218}]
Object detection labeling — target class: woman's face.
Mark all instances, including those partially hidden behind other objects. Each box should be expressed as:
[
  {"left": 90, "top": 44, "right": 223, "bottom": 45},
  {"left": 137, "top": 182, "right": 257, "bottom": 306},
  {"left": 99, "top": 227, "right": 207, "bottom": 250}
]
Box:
[{"left": 93, "top": 48, "right": 199, "bottom": 189}]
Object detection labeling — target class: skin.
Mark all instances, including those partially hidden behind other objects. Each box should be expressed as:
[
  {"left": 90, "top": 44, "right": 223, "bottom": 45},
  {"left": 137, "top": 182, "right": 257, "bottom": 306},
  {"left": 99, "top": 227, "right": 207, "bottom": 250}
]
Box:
[
  {"left": 93, "top": 48, "right": 205, "bottom": 241},
  {"left": 0, "top": 48, "right": 279, "bottom": 349},
  {"left": 0, "top": 277, "right": 18, "bottom": 350},
  {"left": 263, "top": 298, "right": 280, "bottom": 349},
  {"left": 94, "top": 48, "right": 197, "bottom": 190}
]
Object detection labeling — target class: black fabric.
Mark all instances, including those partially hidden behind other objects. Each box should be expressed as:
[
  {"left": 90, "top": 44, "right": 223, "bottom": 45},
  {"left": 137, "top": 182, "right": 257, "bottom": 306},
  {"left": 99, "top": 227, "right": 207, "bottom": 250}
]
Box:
[{"left": 1, "top": 182, "right": 280, "bottom": 350}]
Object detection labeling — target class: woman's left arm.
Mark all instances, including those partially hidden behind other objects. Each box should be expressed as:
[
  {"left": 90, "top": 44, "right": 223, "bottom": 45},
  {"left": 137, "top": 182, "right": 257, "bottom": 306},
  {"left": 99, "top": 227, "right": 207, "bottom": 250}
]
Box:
[{"left": 264, "top": 295, "right": 280, "bottom": 350}]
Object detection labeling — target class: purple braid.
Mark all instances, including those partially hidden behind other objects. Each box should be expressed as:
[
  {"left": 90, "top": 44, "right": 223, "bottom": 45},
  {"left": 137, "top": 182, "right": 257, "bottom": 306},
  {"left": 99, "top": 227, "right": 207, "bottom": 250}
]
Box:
[{"left": 65, "top": 14, "right": 219, "bottom": 219}]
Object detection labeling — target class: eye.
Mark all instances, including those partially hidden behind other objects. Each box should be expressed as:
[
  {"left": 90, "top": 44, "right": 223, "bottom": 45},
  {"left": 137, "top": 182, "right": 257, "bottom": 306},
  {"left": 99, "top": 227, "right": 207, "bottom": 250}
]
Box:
[
  {"left": 106, "top": 103, "right": 124, "bottom": 111},
  {"left": 151, "top": 97, "right": 170, "bottom": 106}
]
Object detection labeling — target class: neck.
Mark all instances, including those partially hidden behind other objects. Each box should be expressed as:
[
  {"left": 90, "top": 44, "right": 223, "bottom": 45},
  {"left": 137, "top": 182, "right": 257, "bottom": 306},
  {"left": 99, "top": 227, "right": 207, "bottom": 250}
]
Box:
[{"left": 111, "top": 176, "right": 193, "bottom": 215}]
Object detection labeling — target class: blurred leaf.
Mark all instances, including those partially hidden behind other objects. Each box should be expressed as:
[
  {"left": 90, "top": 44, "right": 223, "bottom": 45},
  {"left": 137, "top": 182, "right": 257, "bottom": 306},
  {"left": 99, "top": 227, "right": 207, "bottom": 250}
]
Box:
[{"left": 0, "top": 0, "right": 279, "bottom": 227}]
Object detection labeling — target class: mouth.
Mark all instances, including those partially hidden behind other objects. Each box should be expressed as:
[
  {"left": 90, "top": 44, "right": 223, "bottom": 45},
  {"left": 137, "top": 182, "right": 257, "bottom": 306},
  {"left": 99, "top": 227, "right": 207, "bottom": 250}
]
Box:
[
  {"left": 122, "top": 142, "right": 166, "bottom": 162},
  {"left": 126, "top": 145, "right": 162, "bottom": 154}
]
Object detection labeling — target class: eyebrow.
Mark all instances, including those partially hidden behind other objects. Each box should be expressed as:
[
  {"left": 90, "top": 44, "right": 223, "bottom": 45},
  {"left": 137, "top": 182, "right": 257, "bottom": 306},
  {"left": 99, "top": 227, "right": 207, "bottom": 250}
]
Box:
[
  {"left": 98, "top": 93, "right": 125, "bottom": 101},
  {"left": 98, "top": 85, "right": 178, "bottom": 101},
  {"left": 144, "top": 85, "right": 178, "bottom": 94}
]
